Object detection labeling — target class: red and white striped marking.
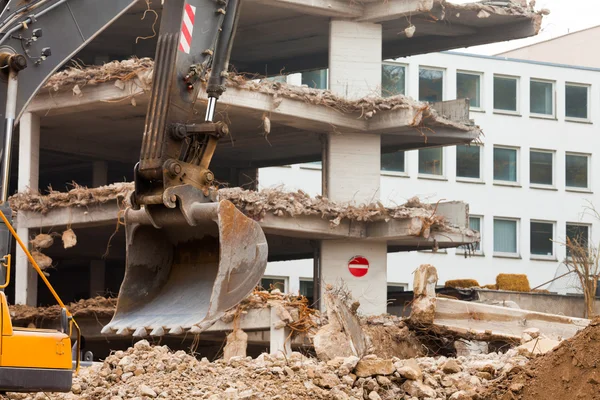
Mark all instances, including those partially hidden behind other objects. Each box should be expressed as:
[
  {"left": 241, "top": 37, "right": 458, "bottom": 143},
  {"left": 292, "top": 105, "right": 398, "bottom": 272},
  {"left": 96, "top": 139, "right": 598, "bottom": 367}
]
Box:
[
  {"left": 179, "top": 3, "right": 196, "bottom": 54},
  {"left": 348, "top": 256, "right": 369, "bottom": 278}
]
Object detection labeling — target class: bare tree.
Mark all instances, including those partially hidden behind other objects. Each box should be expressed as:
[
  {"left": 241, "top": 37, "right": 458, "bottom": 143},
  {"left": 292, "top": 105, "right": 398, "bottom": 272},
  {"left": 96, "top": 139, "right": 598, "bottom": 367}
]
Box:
[{"left": 561, "top": 203, "right": 600, "bottom": 318}]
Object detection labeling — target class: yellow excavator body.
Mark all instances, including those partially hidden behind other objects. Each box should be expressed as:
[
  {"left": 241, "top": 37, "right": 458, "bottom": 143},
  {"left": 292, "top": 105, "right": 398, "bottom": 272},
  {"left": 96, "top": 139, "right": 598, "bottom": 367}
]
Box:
[{"left": 0, "top": 292, "right": 73, "bottom": 392}]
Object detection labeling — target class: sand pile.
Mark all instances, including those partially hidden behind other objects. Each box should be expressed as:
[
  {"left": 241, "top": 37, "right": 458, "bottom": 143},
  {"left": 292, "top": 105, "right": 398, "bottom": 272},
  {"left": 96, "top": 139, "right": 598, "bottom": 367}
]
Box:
[
  {"left": 5, "top": 338, "right": 530, "bottom": 400},
  {"left": 484, "top": 317, "right": 600, "bottom": 400}
]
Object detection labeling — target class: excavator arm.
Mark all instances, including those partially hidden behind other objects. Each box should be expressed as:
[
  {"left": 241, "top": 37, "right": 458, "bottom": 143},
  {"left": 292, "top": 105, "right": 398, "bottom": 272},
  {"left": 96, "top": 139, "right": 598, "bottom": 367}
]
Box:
[{"left": 0, "top": 0, "right": 266, "bottom": 358}]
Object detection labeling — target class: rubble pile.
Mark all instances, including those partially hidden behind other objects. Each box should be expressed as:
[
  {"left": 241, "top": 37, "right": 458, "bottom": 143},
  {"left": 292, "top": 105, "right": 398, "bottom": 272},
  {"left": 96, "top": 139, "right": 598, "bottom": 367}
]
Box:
[
  {"left": 5, "top": 339, "right": 531, "bottom": 400},
  {"left": 10, "top": 185, "right": 470, "bottom": 236}
]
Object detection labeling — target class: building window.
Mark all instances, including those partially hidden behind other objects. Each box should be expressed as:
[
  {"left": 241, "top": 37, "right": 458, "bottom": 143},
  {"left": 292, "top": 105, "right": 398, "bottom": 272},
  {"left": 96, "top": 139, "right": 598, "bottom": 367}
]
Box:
[
  {"left": 419, "top": 147, "right": 443, "bottom": 176},
  {"left": 530, "top": 150, "right": 554, "bottom": 186},
  {"left": 460, "top": 216, "right": 482, "bottom": 253},
  {"left": 494, "top": 75, "right": 518, "bottom": 112},
  {"left": 457, "top": 72, "right": 481, "bottom": 109},
  {"left": 261, "top": 277, "right": 286, "bottom": 292},
  {"left": 565, "top": 84, "right": 589, "bottom": 120},
  {"left": 387, "top": 284, "right": 408, "bottom": 316},
  {"left": 299, "top": 279, "right": 314, "bottom": 306},
  {"left": 494, "top": 147, "right": 518, "bottom": 182},
  {"left": 302, "top": 69, "right": 328, "bottom": 89},
  {"left": 419, "top": 67, "right": 444, "bottom": 102},
  {"left": 530, "top": 80, "right": 554, "bottom": 116},
  {"left": 566, "top": 224, "right": 589, "bottom": 257},
  {"left": 566, "top": 153, "right": 589, "bottom": 189},
  {"left": 382, "top": 64, "right": 406, "bottom": 97},
  {"left": 381, "top": 150, "right": 405, "bottom": 173},
  {"left": 456, "top": 145, "right": 481, "bottom": 179},
  {"left": 530, "top": 221, "right": 554, "bottom": 257},
  {"left": 494, "top": 218, "right": 518, "bottom": 255}
]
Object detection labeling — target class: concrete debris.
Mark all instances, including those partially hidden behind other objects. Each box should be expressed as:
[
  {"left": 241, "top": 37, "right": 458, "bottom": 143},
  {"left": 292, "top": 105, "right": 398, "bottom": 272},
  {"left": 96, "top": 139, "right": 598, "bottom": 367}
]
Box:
[
  {"left": 29, "top": 233, "right": 54, "bottom": 249},
  {"left": 10, "top": 185, "right": 469, "bottom": 238},
  {"left": 10, "top": 182, "right": 133, "bottom": 214},
  {"left": 517, "top": 337, "right": 561, "bottom": 356},
  {"left": 409, "top": 265, "right": 590, "bottom": 343},
  {"left": 30, "top": 251, "right": 52, "bottom": 270},
  {"left": 9, "top": 296, "right": 116, "bottom": 325},
  {"left": 223, "top": 329, "right": 248, "bottom": 361},
  {"left": 62, "top": 229, "right": 77, "bottom": 249},
  {"left": 39, "top": 58, "right": 481, "bottom": 136},
  {"left": 3, "top": 339, "right": 534, "bottom": 400}
]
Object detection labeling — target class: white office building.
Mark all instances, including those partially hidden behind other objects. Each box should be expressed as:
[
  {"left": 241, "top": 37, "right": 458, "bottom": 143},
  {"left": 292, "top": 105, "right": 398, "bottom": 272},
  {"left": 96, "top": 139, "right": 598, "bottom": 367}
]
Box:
[{"left": 258, "top": 49, "right": 600, "bottom": 304}]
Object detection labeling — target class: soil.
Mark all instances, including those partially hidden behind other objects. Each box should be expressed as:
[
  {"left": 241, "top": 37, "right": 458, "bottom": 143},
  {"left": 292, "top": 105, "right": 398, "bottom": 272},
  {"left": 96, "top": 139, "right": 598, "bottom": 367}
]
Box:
[{"left": 484, "top": 317, "right": 600, "bottom": 400}]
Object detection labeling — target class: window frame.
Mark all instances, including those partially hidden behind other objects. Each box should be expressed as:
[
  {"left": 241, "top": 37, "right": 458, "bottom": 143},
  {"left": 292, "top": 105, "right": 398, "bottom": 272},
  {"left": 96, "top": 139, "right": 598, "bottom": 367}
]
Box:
[
  {"left": 381, "top": 150, "right": 408, "bottom": 177},
  {"left": 493, "top": 145, "right": 520, "bottom": 186},
  {"left": 565, "top": 82, "right": 591, "bottom": 123},
  {"left": 493, "top": 74, "right": 520, "bottom": 115},
  {"left": 301, "top": 68, "right": 329, "bottom": 90},
  {"left": 530, "top": 219, "right": 556, "bottom": 261},
  {"left": 565, "top": 223, "right": 591, "bottom": 259},
  {"left": 456, "top": 70, "right": 484, "bottom": 111},
  {"left": 565, "top": 152, "right": 591, "bottom": 192},
  {"left": 260, "top": 276, "right": 288, "bottom": 292},
  {"left": 418, "top": 147, "right": 445, "bottom": 179},
  {"left": 529, "top": 78, "right": 556, "bottom": 119},
  {"left": 529, "top": 148, "right": 555, "bottom": 189},
  {"left": 418, "top": 66, "right": 445, "bottom": 103},
  {"left": 493, "top": 217, "right": 520, "bottom": 258},
  {"left": 382, "top": 62, "right": 408, "bottom": 97},
  {"left": 456, "top": 144, "right": 484, "bottom": 183},
  {"left": 457, "top": 215, "right": 484, "bottom": 256}
]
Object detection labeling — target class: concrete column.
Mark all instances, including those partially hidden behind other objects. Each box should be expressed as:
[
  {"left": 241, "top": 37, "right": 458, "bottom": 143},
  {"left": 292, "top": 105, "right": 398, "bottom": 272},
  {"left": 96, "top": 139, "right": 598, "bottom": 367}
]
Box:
[
  {"left": 16, "top": 113, "right": 40, "bottom": 305},
  {"left": 89, "top": 260, "right": 106, "bottom": 297},
  {"left": 269, "top": 307, "right": 291, "bottom": 355},
  {"left": 320, "top": 20, "right": 388, "bottom": 316},
  {"left": 92, "top": 161, "right": 108, "bottom": 187},
  {"left": 329, "top": 20, "right": 382, "bottom": 99}
]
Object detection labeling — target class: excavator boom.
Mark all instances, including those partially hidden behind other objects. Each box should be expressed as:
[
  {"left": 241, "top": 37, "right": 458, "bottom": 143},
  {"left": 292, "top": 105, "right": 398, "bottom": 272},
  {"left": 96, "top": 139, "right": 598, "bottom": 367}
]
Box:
[{"left": 0, "top": 0, "right": 267, "bottom": 350}]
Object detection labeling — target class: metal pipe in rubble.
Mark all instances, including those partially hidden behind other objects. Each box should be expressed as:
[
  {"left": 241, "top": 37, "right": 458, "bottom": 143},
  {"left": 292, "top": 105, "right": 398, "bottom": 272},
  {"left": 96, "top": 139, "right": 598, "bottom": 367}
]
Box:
[{"left": 1, "top": 66, "right": 18, "bottom": 202}]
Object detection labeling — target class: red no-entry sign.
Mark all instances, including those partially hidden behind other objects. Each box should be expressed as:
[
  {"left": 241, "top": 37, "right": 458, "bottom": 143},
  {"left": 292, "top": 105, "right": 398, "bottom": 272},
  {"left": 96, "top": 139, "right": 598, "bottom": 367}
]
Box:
[{"left": 348, "top": 256, "right": 369, "bottom": 277}]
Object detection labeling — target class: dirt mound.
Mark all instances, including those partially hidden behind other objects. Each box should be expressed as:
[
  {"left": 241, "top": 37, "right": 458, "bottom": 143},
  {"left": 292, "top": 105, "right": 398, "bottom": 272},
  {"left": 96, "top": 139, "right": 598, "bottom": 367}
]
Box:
[{"left": 484, "top": 317, "right": 600, "bottom": 399}]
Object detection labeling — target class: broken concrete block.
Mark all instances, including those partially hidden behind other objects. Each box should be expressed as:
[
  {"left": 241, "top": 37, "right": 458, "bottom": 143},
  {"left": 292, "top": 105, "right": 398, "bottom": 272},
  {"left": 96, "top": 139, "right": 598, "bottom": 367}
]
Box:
[
  {"left": 402, "top": 380, "right": 437, "bottom": 398},
  {"left": 394, "top": 359, "right": 422, "bottom": 381},
  {"left": 517, "top": 338, "right": 561, "bottom": 356},
  {"left": 223, "top": 329, "right": 248, "bottom": 361},
  {"left": 413, "top": 264, "right": 438, "bottom": 297},
  {"left": 442, "top": 359, "right": 462, "bottom": 374},
  {"left": 455, "top": 340, "right": 488, "bottom": 357},
  {"left": 354, "top": 359, "right": 394, "bottom": 378},
  {"left": 524, "top": 328, "right": 540, "bottom": 339},
  {"left": 314, "top": 372, "right": 340, "bottom": 389}
]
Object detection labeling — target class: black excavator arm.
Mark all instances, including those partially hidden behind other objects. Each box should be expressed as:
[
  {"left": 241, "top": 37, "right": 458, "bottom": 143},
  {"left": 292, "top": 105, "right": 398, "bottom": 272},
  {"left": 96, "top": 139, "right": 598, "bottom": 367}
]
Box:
[{"left": 0, "top": 0, "right": 268, "bottom": 339}]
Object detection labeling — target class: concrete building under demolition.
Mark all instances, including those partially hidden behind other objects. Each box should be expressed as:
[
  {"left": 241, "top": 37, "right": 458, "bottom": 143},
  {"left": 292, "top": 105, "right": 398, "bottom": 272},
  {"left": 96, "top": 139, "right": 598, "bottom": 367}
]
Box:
[{"left": 5, "top": 1, "right": 544, "bottom": 355}]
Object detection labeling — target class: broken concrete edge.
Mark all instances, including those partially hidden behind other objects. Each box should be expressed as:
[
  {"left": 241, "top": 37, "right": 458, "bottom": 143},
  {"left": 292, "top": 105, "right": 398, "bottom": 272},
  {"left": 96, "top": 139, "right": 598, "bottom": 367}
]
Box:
[
  {"left": 441, "top": 0, "right": 547, "bottom": 20},
  {"left": 9, "top": 184, "right": 477, "bottom": 240},
  {"left": 409, "top": 264, "right": 590, "bottom": 344},
  {"left": 38, "top": 58, "right": 481, "bottom": 136}
]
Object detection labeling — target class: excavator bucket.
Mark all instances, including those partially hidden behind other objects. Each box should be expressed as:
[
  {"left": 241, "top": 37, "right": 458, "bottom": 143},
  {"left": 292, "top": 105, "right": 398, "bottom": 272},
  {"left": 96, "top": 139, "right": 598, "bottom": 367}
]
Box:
[{"left": 102, "top": 199, "right": 268, "bottom": 336}]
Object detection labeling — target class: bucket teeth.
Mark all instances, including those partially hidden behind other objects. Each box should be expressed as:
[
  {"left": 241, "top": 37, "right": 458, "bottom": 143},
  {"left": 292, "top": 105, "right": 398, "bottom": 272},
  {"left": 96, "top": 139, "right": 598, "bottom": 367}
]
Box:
[
  {"left": 116, "top": 327, "right": 131, "bottom": 336},
  {"left": 133, "top": 327, "right": 148, "bottom": 338},
  {"left": 150, "top": 326, "right": 165, "bottom": 337},
  {"left": 169, "top": 326, "right": 184, "bottom": 335},
  {"left": 101, "top": 325, "right": 115, "bottom": 335}
]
